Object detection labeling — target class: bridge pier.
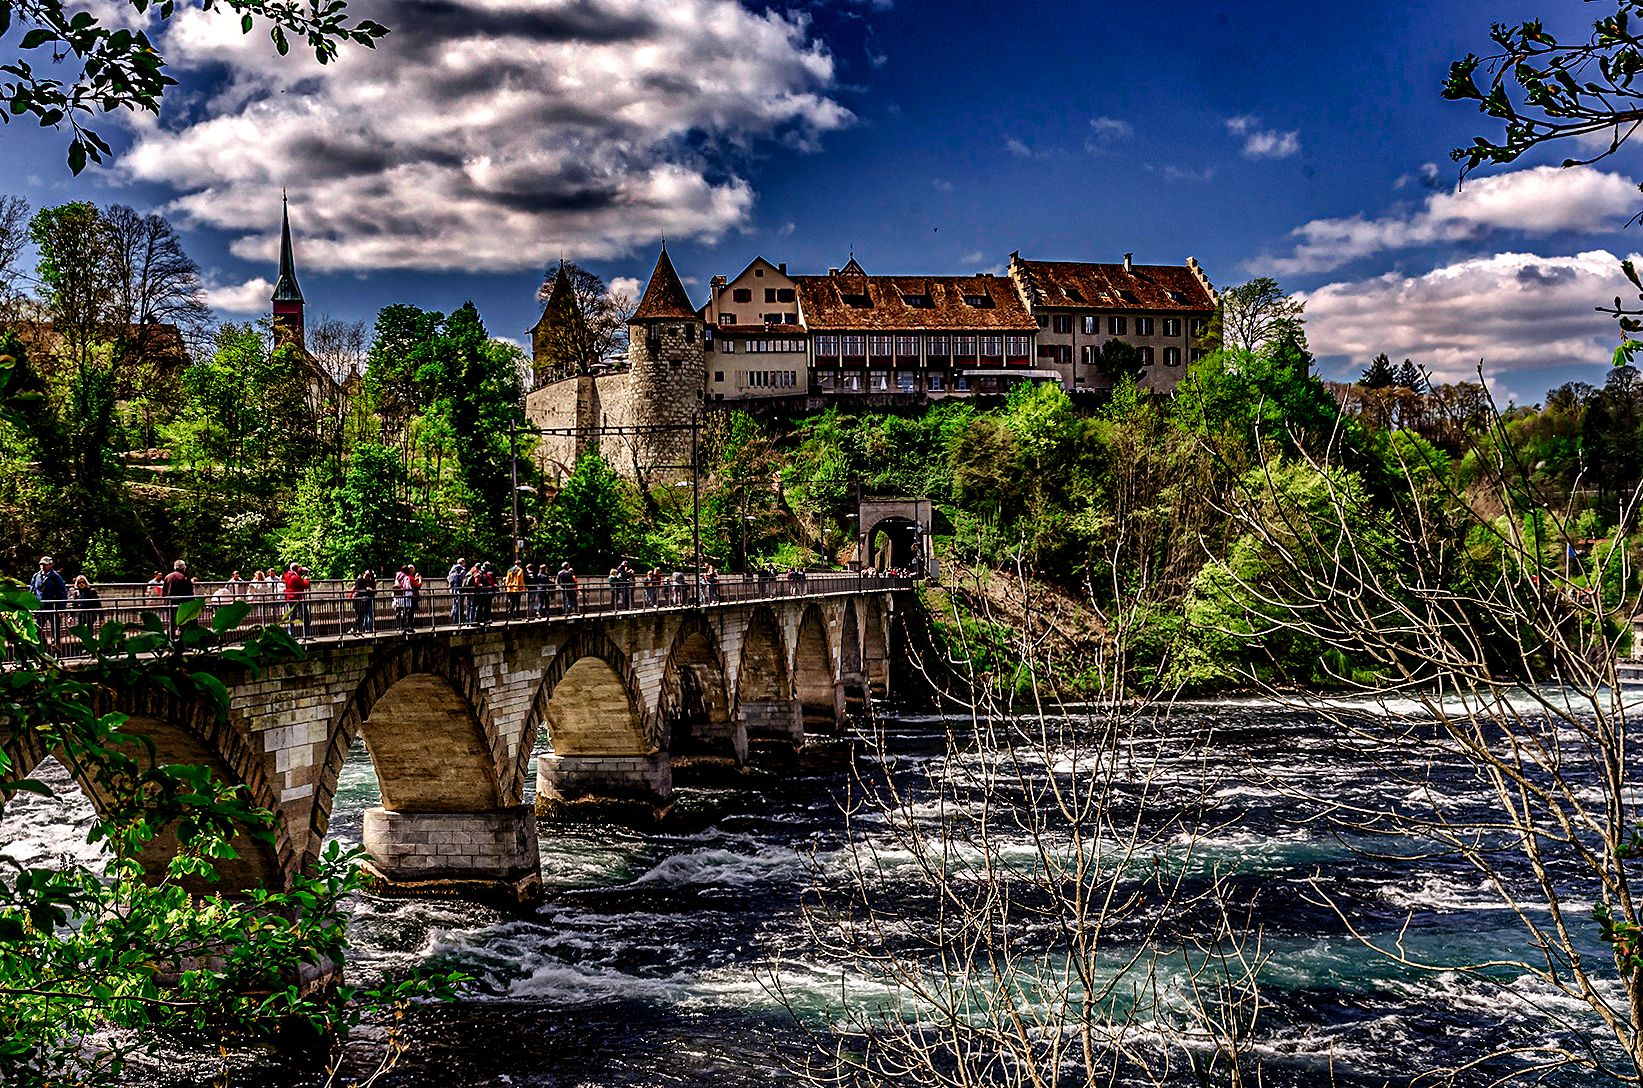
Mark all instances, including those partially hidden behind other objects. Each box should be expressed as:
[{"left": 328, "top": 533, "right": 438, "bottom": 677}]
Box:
[
  {"left": 361, "top": 805, "right": 542, "bottom": 903},
  {"left": 536, "top": 751, "right": 672, "bottom": 819},
  {"left": 741, "top": 698, "right": 804, "bottom": 760}
]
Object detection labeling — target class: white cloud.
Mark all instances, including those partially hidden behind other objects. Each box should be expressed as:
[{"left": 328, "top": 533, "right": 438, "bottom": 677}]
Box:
[
  {"left": 609, "top": 276, "right": 642, "bottom": 299},
  {"left": 122, "top": 0, "right": 852, "bottom": 274},
  {"left": 1226, "top": 115, "right": 1299, "bottom": 160},
  {"left": 1005, "top": 137, "right": 1033, "bottom": 159},
  {"left": 205, "top": 276, "right": 275, "bottom": 315},
  {"left": 1301, "top": 249, "right": 1634, "bottom": 386},
  {"left": 960, "top": 249, "right": 985, "bottom": 265},
  {"left": 1088, "top": 116, "right": 1132, "bottom": 140},
  {"left": 1259, "top": 165, "right": 1639, "bottom": 276}
]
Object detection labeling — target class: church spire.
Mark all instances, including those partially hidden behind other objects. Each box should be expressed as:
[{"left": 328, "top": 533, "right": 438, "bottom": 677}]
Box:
[
  {"left": 272, "top": 192, "right": 303, "bottom": 304},
  {"left": 271, "top": 193, "right": 307, "bottom": 351}
]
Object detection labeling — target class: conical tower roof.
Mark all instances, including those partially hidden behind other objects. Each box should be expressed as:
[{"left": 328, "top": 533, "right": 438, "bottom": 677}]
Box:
[
  {"left": 272, "top": 195, "right": 303, "bottom": 304},
  {"left": 632, "top": 245, "right": 695, "bottom": 320}
]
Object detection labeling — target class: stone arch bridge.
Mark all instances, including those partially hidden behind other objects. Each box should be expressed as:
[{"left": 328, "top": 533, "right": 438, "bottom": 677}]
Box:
[{"left": 5, "top": 577, "right": 911, "bottom": 901}]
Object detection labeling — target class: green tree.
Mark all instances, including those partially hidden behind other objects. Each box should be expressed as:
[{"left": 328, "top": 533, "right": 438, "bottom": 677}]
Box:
[
  {"left": 1393, "top": 358, "right": 1426, "bottom": 393},
  {"left": 331, "top": 441, "right": 432, "bottom": 576},
  {"left": 1216, "top": 277, "right": 1305, "bottom": 355},
  {"left": 534, "top": 451, "right": 644, "bottom": 570},
  {"left": 1361, "top": 352, "right": 1395, "bottom": 389},
  {"left": 1, "top": 0, "right": 386, "bottom": 173}
]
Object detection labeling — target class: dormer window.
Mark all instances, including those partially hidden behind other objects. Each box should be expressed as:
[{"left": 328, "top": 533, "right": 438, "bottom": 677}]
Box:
[
  {"left": 964, "top": 294, "right": 992, "bottom": 307},
  {"left": 842, "top": 293, "right": 872, "bottom": 308},
  {"left": 901, "top": 293, "right": 933, "bottom": 308},
  {"left": 1062, "top": 287, "right": 1085, "bottom": 302}
]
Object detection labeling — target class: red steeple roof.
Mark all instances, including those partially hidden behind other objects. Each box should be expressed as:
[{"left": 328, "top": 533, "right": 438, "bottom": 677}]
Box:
[{"left": 632, "top": 245, "right": 696, "bottom": 321}]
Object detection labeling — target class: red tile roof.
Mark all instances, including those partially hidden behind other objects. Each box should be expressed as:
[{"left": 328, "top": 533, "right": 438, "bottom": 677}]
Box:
[
  {"left": 1012, "top": 258, "right": 1215, "bottom": 313},
  {"left": 633, "top": 247, "right": 697, "bottom": 321},
  {"left": 794, "top": 273, "right": 1037, "bottom": 331}
]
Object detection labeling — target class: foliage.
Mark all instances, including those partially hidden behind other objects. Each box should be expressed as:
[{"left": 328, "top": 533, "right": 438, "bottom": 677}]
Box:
[
  {"left": 0, "top": 0, "right": 386, "bottom": 173},
  {"left": 0, "top": 589, "right": 463, "bottom": 1084},
  {"left": 533, "top": 450, "right": 648, "bottom": 571}
]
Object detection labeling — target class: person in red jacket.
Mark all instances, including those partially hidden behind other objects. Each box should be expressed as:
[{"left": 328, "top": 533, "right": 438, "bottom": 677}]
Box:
[{"left": 282, "top": 562, "right": 311, "bottom": 638}]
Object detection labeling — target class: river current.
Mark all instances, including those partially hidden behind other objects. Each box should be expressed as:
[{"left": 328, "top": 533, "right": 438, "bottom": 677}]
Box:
[{"left": 6, "top": 696, "right": 1633, "bottom": 1086}]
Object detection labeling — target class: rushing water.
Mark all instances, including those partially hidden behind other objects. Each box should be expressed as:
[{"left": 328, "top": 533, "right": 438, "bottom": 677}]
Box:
[{"left": 6, "top": 697, "right": 1636, "bottom": 1086}]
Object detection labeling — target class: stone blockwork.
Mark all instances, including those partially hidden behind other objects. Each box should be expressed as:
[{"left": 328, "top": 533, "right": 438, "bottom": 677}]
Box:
[{"left": 31, "top": 588, "right": 904, "bottom": 901}]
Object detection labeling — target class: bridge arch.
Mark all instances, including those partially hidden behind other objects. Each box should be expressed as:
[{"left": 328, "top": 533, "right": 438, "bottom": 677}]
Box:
[
  {"left": 736, "top": 605, "right": 791, "bottom": 708},
  {"left": 841, "top": 600, "right": 863, "bottom": 675},
  {"left": 658, "top": 614, "right": 731, "bottom": 754},
  {"left": 792, "top": 604, "right": 839, "bottom": 730},
  {"left": 519, "top": 628, "right": 650, "bottom": 781},
  {"left": 4, "top": 687, "right": 290, "bottom": 891},
  {"left": 309, "top": 642, "right": 507, "bottom": 864}
]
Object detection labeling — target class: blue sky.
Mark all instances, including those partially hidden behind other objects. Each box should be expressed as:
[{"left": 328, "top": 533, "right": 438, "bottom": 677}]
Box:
[{"left": 5, "top": 0, "right": 1641, "bottom": 401}]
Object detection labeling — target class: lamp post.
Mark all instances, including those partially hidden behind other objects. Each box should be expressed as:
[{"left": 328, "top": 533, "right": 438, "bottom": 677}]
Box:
[
  {"left": 691, "top": 414, "right": 702, "bottom": 606},
  {"left": 509, "top": 418, "right": 521, "bottom": 564}
]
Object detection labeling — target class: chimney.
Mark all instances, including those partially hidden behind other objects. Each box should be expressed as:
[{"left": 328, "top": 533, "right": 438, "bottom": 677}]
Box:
[{"left": 1123, "top": 252, "right": 1133, "bottom": 273}]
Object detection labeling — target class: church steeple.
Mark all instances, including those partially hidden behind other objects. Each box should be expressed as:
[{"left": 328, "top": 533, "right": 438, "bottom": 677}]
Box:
[{"left": 271, "top": 194, "right": 306, "bottom": 349}]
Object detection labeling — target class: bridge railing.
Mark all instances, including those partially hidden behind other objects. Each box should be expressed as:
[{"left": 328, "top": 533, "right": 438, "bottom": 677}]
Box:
[{"left": 24, "top": 570, "right": 920, "bottom": 659}]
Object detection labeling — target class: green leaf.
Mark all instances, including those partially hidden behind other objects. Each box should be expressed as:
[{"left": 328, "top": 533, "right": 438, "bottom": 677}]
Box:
[
  {"left": 2, "top": 779, "right": 53, "bottom": 797},
  {"left": 174, "top": 597, "right": 206, "bottom": 625},
  {"left": 211, "top": 601, "right": 251, "bottom": 636},
  {"left": 18, "top": 29, "right": 54, "bottom": 50}
]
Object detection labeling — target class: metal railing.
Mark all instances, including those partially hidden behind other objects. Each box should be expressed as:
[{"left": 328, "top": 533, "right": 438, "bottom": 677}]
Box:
[{"left": 26, "top": 570, "right": 920, "bottom": 661}]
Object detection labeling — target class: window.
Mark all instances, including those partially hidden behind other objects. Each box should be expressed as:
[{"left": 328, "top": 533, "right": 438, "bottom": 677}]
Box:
[
  {"left": 733, "top": 288, "right": 751, "bottom": 303},
  {"left": 764, "top": 313, "right": 783, "bottom": 324},
  {"left": 979, "top": 335, "right": 1003, "bottom": 358},
  {"left": 1163, "top": 318, "right": 1182, "bottom": 337},
  {"left": 955, "top": 374, "right": 971, "bottom": 391},
  {"left": 1081, "top": 345, "right": 1095, "bottom": 365},
  {"left": 755, "top": 267, "right": 764, "bottom": 277},
  {"left": 841, "top": 334, "right": 866, "bottom": 357},
  {"left": 1005, "top": 335, "right": 1030, "bottom": 358},
  {"left": 843, "top": 372, "right": 863, "bottom": 392},
  {"left": 842, "top": 292, "right": 872, "bottom": 308},
  {"left": 719, "top": 313, "right": 737, "bottom": 326},
  {"left": 896, "top": 371, "right": 916, "bottom": 392},
  {"left": 784, "top": 313, "right": 797, "bottom": 325},
  {"left": 868, "top": 335, "right": 894, "bottom": 358},
  {"left": 964, "top": 294, "right": 992, "bottom": 307},
  {"left": 721, "top": 340, "right": 736, "bottom": 353},
  {"left": 816, "top": 370, "right": 837, "bottom": 392},
  {"left": 1082, "top": 315, "right": 1097, "bottom": 335},
  {"left": 955, "top": 335, "right": 977, "bottom": 357},
  {"left": 1035, "top": 315, "right": 1048, "bottom": 328},
  {"left": 765, "top": 288, "right": 777, "bottom": 303},
  {"left": 928, "top": 371, "right": 946, "bottom": 391},
  {"left": 1052, "top": 314, "right": 1072, "bottom": 335},
  {"left": 1191, "top": 347, "right": 1209, "bottom": 362},
  {"left": 927, "top": 334, "right": 950, "bottom": 357},
  {"left": 1139, "top": 347, "right": 1154, "bottom": 365},
  {"left": 777, "top": 288, "right": 795, "bottom": 303},
  {"left": 1164, "top": 347, "right": 1181, "bottom": 367},
  {"left": 1108, "top": 316, "right": 1127, "bottom": 335},
  {"left": 870, "top": 371, "right": 890, "bottom": 392},
  {"left": 816, "top": 335, "right": 838, "bottom": 356},
  {"left": 895, "top": 335, "right": 918, "bottom": 357},
  {"left": 1191, "top": 319, "right": 1207, "bottom": 337},
  {"left": 714, "top": 371, "right": 725, "bottom": 382},
  {"left": 902, "top": 293, "right": 933, "bottom": 308},
  {"left": 1136, "top": 317, "right": 1154, "bottom": 336}
]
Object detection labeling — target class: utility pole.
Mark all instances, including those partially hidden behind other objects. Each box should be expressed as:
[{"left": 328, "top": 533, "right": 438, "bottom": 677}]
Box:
[{"left": 691, "top": 413, "right": 702, "bottom": 607}]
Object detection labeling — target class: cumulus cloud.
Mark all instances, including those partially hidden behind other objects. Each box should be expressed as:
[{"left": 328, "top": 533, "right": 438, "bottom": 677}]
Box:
[
  {"left": 205, "top": 276, "right": 275, "bottom": 314},
  {"left": 1088, "top": 116, "right": 1132, "bottom": 140},
  {"left": 122, "top": 0, "right": 852, "bottom": 274},
  {"left": 1227, "top": 115, "right": 1299, "bottom": 160},
  {"left": 1258, "top": 165, "right": 1639, "bottom": 277},
  {"left": 608, "top": 276, "right": 642, "bottom": 299},
  {"left": 1301, "top": 249, "right": 1634, "bottom": 386}
]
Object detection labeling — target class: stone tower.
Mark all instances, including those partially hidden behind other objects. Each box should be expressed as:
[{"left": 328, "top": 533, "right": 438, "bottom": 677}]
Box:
[
  {"left": 626, "top": 244, "right": 704, "bottom": 474},
  {"left": 271, "top": 194, "right": 305, "bottom": 351}
]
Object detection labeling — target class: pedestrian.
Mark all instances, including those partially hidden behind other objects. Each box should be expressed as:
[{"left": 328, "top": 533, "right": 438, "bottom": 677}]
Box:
[
  {"left": 249, "top": 569, "right": 271, "bottom": 624},
  {"left": 476, "top": 562, "right": 497, "bottom": 625},
  {"left": 556, "top": 562, "right": 578, "bottom": 615},
  {"left": 69, "top": 574, "right": 101, "bottom": 639},
  {"left": 282, "top": 562, "right": 311, "bottom": 638},
  {"left": 146, "top": 570, "right": 164, "bottom": 599},
  {"left": 704, "top": 564, "right": 719, "bottom": 604},
  {"left": 446, "top": 557, "right": 467, "bottom": 625},
  {"left": 670, "top": 568, "right": 687, "bottom": 606},
  {"left": 616, "top": 560, "right": 635, "bottom": 609},
  {"left": 523, "top": 563, "right": 541, "bottom": 617},
  {"left": 607, "top": 563, "right": 621, "bottom": 612},
  {"left": 394, "top": 564, "right": 422, "bottom": 633},
  {"left": 645, "top": 567, "right": 661, "bottom": 608},
  {"left": 351, "top": 569, "right": 377, "bottom": 634},
  {"left": 226, "top": 569, "right": 247, "bottom": 599},
  {"left": 162, "top": 559, "right": 195, "bottom": 635},
  {"left": 29, "top": 556, "right": 67, "bottom": 649},
  {"left": 505, "top": 559, "right": 525, "bottom": 618}
]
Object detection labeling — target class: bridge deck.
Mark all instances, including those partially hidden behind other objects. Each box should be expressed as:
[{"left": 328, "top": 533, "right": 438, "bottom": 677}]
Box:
[{"left": 34, "top": 571, "right": 918, "bottom": 659}]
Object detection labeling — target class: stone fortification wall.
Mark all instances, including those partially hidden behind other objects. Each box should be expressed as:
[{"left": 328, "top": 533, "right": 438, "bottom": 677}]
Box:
[{"left": 524, "top": 372, "right": 646, "bottom": 482}]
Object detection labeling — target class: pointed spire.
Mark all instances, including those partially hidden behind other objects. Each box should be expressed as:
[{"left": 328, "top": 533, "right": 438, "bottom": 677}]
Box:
[
  {"left": 632, "top": 244, "right": 696, "bottom": 320},
  {"left": 272, "top": 193, "right": 304, "bottom": 304}
]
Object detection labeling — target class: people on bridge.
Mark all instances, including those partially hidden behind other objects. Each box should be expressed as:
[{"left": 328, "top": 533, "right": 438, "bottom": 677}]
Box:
[
  {"left": 69, "top": 575, "right": 101, "bottom": 634},
  {"left": 145, "top": 570, "right": 164, "bottom": 599},
  {"left": 645, "top": 567, "right": 662, "bottom": 607},
  {"left": 163, "top": 559, "right": 195, "bottom": 635},
  {"left": 505, "top": 560, "right": 525, "bottom": 618},
  {"left": 703, "top": 564, "right": 719, "bottom": 604},
  {"left": 525, "top": 563, "right": 547, "bottom": 618},
  {"left": 446, "top": 558, "right": 467, "bottom": 624},
  {"left": 283, "top": 562, "right": 311, "bottom": 638},
  {"left": 30, "top": 556, "right": 66, "bottom": 648},
  {"left": 351, "top": 570, "right": 377, "bottom": 634},
  {"left": 670, "top": 568, "right": 687, "bottom": 606},
  {"left": 556, "top": 562, "right": 578, "bottom": 615},
  {"left": 393, "top": 564, "right": 422, "bottom": 633},
  {"left": 225, "top": 570, "right": 247, "bottom": 599},
  {"left": 468, "top": 562, "right": 497, "bottom": 626}
]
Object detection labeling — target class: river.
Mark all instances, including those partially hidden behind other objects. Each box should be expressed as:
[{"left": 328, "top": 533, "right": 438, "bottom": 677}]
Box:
[{"left": 4, "top": 695, "right": 1630, "bottom": 1086}]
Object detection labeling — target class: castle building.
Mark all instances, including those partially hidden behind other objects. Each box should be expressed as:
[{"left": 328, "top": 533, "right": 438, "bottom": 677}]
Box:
[{"left": 524, "top": 243, "right": 1219, "bottom": 481}]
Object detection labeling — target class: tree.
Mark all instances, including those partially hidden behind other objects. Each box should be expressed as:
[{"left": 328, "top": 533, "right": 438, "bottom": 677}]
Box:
[
  {"left": 1215, "top": 277, "right": 1304, "bottom": 355},
  {"left": 1093, "top": 337, "right": 1145, "bottom": 384},
  {"left": 1, "top": 0, "right": 386, "bottom": 174},
  {"left": 1360, "top": 352, "right": 1395, "bottom": 389},
  {"left": 1446, "top": 5, "right": 1643, "bottom": 361},
  {"left": 531, "top": 261, "right": 635, "bottom": 385},
  {"left": 534, "top": 451, "right": 644, "bottom": 569},
  {"left": 0, "top": 193, "right": 27, "bottom": 324},
  {"left": 1393, "top": 357, "right": 1426, "bottom": 393}
]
